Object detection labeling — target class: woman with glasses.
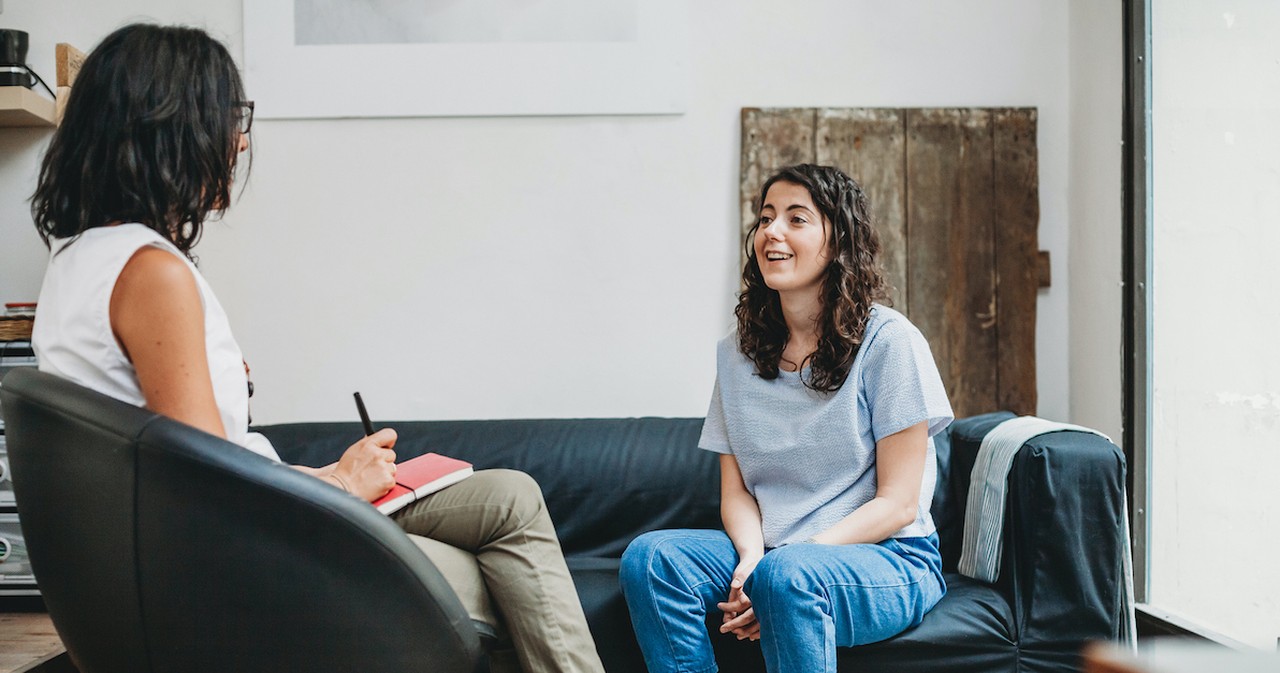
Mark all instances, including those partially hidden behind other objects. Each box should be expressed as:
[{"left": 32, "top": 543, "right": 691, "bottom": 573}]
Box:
[{"left": 29, "top": 23, "right": 604, "bottom": 673}]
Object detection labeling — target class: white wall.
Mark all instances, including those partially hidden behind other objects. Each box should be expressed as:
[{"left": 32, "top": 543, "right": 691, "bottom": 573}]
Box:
[
  {"left": 1068, "top": 2, "right": 1123, "bottom": 443},
  {"left": 0, "top": 0, "right": 1072, "bottom": 424}
]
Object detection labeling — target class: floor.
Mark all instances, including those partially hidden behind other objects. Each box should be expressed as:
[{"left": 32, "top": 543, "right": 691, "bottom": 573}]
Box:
[{"left": 0, "top": 613, "right": 64, "bottom": 673}]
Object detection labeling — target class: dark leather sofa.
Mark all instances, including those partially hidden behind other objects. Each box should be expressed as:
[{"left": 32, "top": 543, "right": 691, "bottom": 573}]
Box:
[{"left": 260, "top": 411, "right": 1129, "bottom": 673}]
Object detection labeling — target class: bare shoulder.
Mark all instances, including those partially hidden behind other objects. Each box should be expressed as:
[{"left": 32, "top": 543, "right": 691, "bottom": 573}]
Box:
[
  {"left": 117, "top": 245, "right": 195, "bottom": 291},
  {"left": 113, "top": 246, "right": 200, "bottom": 311},
  {"left": 110, "top": 245, "right": 203, "bottom": 347}
]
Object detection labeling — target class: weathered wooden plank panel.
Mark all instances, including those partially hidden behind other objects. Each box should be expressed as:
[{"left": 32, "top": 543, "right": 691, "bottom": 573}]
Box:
[
  {"left": 992, "top": 108, "right": 1040, "bottom": 415},
  {"left": 906, "top": 108, "right": 998, "bottom": 418},
  {"left": 816, "top": 108, "right": 909, "bottom": 314},
  {"left": 740, "top": 108, "right": 817, "bottom": 251}
]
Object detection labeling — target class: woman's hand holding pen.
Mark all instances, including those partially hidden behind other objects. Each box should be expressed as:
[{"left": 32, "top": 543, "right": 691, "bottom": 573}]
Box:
[
  {"left": 331, "top": 428, "right": 398, "bottom": 502},
  {"left": 717, "top": 556, "right": 762, "bottom": 641}
]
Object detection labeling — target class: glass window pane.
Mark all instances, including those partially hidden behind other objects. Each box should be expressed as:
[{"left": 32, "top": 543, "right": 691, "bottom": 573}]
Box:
[{"left": 1149, "top": 0, "right": 1280, "bottom": 648}]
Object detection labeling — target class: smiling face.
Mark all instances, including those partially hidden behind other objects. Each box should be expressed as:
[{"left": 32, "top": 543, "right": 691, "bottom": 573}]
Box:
[{"left": 753, "top": 180, "right": 833, "bottom": 298}]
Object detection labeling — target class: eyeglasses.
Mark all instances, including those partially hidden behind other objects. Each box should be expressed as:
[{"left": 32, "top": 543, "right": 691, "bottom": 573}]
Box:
[{"left": 236, "top": 101, "right": 255, "bottom": 135}]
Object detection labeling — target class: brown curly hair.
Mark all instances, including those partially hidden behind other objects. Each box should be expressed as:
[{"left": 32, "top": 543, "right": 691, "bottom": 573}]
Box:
[{"left": 735, "top": 164, "right": 891, "bottom": 392}]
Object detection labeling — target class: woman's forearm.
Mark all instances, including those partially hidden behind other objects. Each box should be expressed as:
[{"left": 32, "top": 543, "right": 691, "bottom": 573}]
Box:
[
  {"left": 810, "top": 495, "right": 915, "bottom": 546},
  {"left": 719, "top": 454, "right": 765, "bottom": 560},
  {"left": 721, "top": 488, "right": 765, "bottom": 561}
]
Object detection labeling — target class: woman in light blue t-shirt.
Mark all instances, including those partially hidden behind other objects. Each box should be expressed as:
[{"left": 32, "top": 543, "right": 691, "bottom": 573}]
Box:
[{"left": 621, "top": 164, "right": 954, "bottom": 673}]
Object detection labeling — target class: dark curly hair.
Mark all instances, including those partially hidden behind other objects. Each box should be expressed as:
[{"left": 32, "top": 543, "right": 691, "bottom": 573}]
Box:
[
  {"left": 31, "top": 23, "right": 249, "bottom": 256},
  {"left": 735, "top": 164, "right": 891, "bottom": 392}
]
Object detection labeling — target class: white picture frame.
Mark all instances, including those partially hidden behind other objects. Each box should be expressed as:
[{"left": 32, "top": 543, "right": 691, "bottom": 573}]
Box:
[{"left": 243, "top": 0, "right": 689, "bottom": 119}]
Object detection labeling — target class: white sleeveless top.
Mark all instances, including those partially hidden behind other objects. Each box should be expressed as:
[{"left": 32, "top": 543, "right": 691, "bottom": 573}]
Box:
[{"left": 32, "top": 224, "right": 280, "bottom": 462}]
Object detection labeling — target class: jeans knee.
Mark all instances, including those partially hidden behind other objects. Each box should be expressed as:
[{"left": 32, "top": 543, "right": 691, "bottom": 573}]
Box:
[
  {"left": 620, "top": 531, "right": 693, "bottom": 595},
  {"left": 621, "top": 531, "right": 667, "bottom": 587},
  {"left": 746, "top": 546, "right": 818, "bottom": 606}
]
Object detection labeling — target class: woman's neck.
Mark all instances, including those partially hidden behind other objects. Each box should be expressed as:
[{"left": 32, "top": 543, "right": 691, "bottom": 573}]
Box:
[{"left": 778, "top": 289, "right": 822, "bottom": 370}]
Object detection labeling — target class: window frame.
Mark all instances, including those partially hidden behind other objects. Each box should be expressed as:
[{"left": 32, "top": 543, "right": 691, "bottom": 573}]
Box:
[{"left": 1121, "top": 0, "right": 1151, "bottom": 605}]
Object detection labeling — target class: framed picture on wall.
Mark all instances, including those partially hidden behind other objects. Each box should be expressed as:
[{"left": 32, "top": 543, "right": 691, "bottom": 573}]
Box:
[{"left": 243, "top": 0, "right": 689, "bottom": 119}]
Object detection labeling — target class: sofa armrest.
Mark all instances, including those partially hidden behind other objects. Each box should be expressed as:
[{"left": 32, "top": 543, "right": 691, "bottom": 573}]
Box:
[
  {"left": 1004, "top": 428, "right": 1127, "bottom": 649},
  {"left": 948, "top": 413, "right": 1128, "bottom": 655}
]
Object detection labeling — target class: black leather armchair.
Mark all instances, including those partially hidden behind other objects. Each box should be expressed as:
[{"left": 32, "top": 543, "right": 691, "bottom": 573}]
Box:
[{"left": 0, "top": 368, "right": 485, "bottom": 673}]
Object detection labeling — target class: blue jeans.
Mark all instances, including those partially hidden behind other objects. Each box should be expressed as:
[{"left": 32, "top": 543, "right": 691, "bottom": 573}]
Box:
[{"left": 619, "top": 530, "right": 945, "bottom": 673}]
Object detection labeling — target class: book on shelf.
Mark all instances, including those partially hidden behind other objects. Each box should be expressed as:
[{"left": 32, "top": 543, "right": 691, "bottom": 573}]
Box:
[{"left": 371, "top": 452, "right": 473, "bottom": 515}]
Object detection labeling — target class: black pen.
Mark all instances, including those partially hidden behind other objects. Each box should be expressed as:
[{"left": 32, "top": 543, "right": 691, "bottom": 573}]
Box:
[{"left": 354, "top": 392, "right": 375, "bottom": 436}]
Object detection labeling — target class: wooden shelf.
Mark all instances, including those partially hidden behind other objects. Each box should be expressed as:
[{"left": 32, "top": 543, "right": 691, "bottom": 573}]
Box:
[{"left": 0, "top": 87, "right": 56, "bottom": 128}]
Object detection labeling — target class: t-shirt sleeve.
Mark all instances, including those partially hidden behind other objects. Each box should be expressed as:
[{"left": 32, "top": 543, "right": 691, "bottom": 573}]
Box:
[
  {"left": 861, "top": 318, "right": 954, "bottom": 442},
  {"left": 698, "top": 374, "right": 732, "bottom": 454}
]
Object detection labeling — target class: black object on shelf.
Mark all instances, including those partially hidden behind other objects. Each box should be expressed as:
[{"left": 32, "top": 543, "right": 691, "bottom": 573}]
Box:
[
  {"left": 0, "top": 29, "right": 31, "bottom": 87},
  {"left": 0, "top": 29, "right": 55, "bottom": 98},
  {"left": 0, "top": 29, "right": 29, "bottom": 66}
]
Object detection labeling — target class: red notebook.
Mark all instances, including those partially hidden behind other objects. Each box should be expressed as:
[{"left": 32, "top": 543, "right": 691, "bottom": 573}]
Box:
[{"left": 372, "top": 453, "right": 474, "bottom": 515}]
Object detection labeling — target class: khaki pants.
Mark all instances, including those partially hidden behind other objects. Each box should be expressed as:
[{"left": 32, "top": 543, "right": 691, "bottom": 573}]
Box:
[{"left": 392, "top": 469, "right": 605, "bottom": 673}]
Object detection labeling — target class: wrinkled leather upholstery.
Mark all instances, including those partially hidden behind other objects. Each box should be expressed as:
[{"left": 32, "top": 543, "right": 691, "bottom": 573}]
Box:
[{"left": 261, "top": 412, "right": 1128, "bottom": 673}]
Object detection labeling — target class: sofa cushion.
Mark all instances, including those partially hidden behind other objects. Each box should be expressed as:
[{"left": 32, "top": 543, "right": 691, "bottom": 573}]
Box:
[{"left": 844, "top": 574, "right": 1016, "bottom": 670}]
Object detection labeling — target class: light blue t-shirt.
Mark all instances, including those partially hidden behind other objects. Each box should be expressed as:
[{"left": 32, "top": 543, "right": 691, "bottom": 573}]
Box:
[{"left": 699, "top": 305, "right": 953, "bottom": 548}]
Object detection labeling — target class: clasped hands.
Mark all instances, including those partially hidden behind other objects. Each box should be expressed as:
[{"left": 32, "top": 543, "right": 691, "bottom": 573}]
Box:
[{"left": 717, "top": 557, "right": 761, "bottom": 641}]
